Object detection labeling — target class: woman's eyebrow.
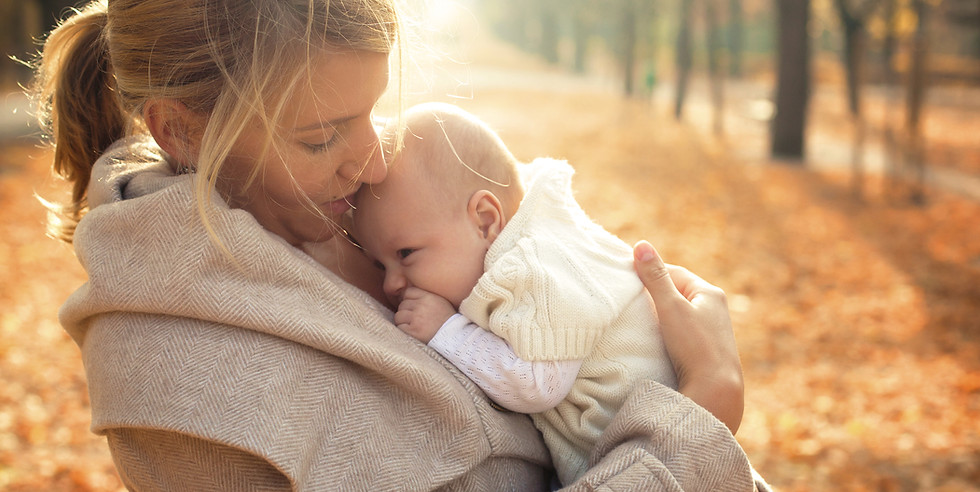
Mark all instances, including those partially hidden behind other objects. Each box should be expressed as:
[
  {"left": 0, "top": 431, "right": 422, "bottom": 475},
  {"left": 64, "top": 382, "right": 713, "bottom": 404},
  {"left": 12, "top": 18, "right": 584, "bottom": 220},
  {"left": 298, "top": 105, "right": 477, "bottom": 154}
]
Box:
[{"left": 295, "top": 115, "right": 356, "bottom": 132}]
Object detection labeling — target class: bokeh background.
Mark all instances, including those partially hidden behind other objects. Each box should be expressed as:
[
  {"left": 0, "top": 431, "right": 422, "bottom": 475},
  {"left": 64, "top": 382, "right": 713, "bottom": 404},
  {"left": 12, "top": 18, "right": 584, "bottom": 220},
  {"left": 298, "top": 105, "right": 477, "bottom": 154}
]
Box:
[{"left": 2, "top": 0, "right": 978, "bottom": 490}]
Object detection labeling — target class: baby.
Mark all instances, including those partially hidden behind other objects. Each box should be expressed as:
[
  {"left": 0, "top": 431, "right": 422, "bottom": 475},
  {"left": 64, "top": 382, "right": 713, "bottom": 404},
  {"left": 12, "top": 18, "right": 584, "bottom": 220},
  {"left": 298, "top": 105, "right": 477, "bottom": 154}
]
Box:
[{"left": 352, "top": 102, "right": 677, "bottom": 485}]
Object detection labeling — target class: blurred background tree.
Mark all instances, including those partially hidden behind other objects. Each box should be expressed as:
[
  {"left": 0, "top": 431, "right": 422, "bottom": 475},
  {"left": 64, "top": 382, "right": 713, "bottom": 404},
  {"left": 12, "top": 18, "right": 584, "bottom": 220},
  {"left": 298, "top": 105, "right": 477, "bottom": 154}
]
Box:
[
  {"left": 3, "top": 0, "right": 977, "bottom": 203},
  {"left": 470, "top": 0, "right": 977, "bottom": 202},
  {"left": 0, "top": 2, "right": 42, "bottom": 87},
  {"left": 1, "top": 0, "right": 78, "bottom": 86},
  {"left": 772, "top": 0, "right": 812, "bottom": 160},
  {"left": 832, "top": 0, "right": 878, "bottom": 193}
]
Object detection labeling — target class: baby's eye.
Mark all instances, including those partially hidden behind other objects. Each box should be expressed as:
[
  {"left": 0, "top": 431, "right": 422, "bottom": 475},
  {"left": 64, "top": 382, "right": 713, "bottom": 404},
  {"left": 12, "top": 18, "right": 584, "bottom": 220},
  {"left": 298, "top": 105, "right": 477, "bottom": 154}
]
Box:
[
  {"left": 397, "top": 248, "right": 415, "bottom": 260},
  {"left": 373, "top": 260, "right": 385, "bottom": 271}
]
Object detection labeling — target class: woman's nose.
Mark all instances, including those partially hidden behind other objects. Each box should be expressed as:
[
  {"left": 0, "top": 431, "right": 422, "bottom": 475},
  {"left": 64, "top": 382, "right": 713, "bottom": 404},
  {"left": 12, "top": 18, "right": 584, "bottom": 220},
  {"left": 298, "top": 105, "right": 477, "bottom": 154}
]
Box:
[{"left": 338, "top": 120, "right": 387, "bottom": 184}]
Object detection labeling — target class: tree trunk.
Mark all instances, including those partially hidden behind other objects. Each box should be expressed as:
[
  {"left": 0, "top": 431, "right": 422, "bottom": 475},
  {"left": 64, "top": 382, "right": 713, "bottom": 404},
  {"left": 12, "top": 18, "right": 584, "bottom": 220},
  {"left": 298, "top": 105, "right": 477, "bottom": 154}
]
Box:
[
  {"left": 906, "top": 0, "right": 929, "bottom": 204},
  {"left": 838, "top": 13, "right": 864, "bottom": 117},
  {"left": 538, "top": 4, "right": 560, "bottom": 64},
  {"left": 729, "top": 0, "right": 744, "bottom": 77},
  {"left": 1, "top": 1, "right": 43, "bottom": 85},
  {"left": 834, "top": 0, "right": 879, "bottom": 197},
  {"left": 846, "top": 27, "right": 867, "bottom": 198},
  {"left": 572, "top": 11, "right": 588, "bottom": 73},
  {"left": 881, "top": 0, "right": 898, "bottom": 80},
  {"left": 881, "top": 0, "right": 901, "bottom": 200},
  {"left": 622, "top": 0, "right": 638, "bottom": 96},
  {"left": 674, "top": 0, "right": 695, "bottom": 120},
  {"left": 771, "top": 0, "right": 811, "bottom": 160},
  {"left": 498, "top": 0, "right": 531, "bottom": 50},
  {"left": 644, "top": 7, "right": 660, "bottom": 101},
  {"left": 706, "top": 0, "right": 725, "bottom": 135}
]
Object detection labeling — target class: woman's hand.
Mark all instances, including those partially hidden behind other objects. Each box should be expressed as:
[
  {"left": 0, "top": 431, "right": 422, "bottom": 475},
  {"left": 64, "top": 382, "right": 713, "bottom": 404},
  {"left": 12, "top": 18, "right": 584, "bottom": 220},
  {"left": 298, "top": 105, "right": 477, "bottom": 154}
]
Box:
[
  {"left": 633, "top": 240, "right": 744, "bottom": 434},
  {"left": 394, "top": 287, "right": 457, "bottom": 344}
]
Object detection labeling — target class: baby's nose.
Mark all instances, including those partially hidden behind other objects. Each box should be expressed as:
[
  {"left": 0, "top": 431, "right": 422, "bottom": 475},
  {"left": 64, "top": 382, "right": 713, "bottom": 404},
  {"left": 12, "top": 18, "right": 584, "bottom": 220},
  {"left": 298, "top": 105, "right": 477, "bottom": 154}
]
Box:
[{"left": 383, "top": 272, "right": 407, "bottom": 305}]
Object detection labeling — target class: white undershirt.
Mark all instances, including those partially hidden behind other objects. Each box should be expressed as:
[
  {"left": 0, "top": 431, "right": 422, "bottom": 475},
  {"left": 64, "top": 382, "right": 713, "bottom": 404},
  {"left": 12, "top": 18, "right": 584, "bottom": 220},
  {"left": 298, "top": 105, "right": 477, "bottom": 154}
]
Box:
[{"left": 428, "top": 314, "right": 584, "bottom": 414}]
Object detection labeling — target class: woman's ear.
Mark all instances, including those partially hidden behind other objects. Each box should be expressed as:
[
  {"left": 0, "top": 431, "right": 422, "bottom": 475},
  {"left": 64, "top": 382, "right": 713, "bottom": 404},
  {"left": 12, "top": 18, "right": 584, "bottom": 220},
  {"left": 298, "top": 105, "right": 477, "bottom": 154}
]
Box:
[
  {"left": 467, "top": 190, "right": 506, "bottom": 242},
  {"left": 143, "top": 98, "right": 205, "bottom": 168}
]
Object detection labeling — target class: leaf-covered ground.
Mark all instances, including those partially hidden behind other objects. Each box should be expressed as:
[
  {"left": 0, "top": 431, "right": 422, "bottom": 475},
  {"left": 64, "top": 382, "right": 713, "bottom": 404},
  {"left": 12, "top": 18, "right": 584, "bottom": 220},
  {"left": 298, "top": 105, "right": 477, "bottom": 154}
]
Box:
[
  {"left": 458, "top": 84, "right": 980, "bottom": 491},
  {"left": 2, "top": 38, "right": 978, "bottom": 492}
]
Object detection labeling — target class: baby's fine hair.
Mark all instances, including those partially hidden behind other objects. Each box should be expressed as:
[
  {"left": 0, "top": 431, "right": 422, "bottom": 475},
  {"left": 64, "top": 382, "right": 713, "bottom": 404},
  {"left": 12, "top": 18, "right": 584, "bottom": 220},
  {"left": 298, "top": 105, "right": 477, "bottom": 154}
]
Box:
[
  {"left": 387, "top": 102, "right": 525, "bottom": 218},
  {"left": 31, "top": 0, "right": 401, "bottom": 243}
]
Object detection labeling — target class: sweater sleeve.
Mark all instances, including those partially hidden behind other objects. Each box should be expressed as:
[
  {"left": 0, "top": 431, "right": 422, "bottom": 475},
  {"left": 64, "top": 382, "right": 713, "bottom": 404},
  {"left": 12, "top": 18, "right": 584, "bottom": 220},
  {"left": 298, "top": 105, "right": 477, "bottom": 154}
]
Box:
[{"left": 429, "top": 314, "right": 584, "bottom": 414}]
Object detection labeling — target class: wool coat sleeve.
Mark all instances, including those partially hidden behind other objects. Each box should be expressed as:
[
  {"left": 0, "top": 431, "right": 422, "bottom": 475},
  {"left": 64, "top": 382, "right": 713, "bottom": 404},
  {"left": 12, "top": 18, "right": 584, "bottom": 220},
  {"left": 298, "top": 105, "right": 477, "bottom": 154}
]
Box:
[{"left": 561, "top": 380, "right": 766, "bottom": 492}]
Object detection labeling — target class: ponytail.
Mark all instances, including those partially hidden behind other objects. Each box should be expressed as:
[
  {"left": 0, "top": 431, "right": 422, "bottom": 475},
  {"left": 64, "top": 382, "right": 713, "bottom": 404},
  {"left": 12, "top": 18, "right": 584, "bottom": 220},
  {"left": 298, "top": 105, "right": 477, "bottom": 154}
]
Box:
[{"left": 32, "top": 0, "right": 130, "bottom": 243}]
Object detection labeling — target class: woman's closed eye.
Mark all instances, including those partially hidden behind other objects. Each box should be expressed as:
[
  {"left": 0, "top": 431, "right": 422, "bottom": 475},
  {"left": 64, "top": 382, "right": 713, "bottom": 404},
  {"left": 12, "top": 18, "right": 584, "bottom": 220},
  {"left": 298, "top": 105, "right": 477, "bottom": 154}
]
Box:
[
  {"left": 302, "top": 134, "right": 338, "bottom": 154},
  {"left": 299, "top": 124, "right": 341, "bottom": 153}
]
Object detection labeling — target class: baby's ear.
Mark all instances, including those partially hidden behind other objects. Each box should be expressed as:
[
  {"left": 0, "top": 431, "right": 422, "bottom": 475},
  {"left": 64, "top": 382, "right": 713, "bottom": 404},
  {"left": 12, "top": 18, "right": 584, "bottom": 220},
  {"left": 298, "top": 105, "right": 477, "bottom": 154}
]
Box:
[{"left": 467, "top": 190, "right": 505, "bottom": 242}]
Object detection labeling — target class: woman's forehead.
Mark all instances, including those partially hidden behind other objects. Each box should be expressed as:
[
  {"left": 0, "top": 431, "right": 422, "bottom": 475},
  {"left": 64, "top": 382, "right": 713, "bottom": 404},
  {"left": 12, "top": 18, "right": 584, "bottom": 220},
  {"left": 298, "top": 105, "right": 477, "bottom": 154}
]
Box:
[{"left": 284, "top": 51, "right": 389, "bottom": 128}]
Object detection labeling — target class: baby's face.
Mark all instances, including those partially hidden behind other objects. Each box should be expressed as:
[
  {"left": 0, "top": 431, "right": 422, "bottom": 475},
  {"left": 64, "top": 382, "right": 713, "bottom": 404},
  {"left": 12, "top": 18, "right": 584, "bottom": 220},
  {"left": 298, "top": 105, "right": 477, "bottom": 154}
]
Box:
[{"left": 352, "top": 157, "right": 489, "bottom": 309}]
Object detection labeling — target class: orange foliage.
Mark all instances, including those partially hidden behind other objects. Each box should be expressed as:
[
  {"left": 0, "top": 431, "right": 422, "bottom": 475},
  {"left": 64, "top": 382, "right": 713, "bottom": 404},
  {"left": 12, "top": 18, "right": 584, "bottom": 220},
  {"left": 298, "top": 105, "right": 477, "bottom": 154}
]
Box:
[
  {"left": 0, "top": 145, "right": 123, "bottom": 490},
  {"left": 1, "top": 68, "right": 978, "bottom": 491}
]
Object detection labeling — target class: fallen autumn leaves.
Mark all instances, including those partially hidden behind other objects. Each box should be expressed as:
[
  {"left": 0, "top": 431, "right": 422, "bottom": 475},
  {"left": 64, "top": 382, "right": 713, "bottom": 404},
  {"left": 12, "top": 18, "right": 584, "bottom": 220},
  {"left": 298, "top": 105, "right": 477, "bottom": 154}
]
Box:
[{"left": 1, "top": 80, "right": 978, "bottom": 490}]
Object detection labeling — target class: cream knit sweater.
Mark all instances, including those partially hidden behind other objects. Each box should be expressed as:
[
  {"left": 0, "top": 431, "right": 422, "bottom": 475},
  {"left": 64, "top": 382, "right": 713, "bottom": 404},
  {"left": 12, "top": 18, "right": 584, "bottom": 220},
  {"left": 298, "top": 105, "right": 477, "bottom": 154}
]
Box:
[
  {"left": 58, "top": 137, "right": 765, "bottom": 491},
  {"left": 459, "top": 158, "right": 678, "bottom": 485}
]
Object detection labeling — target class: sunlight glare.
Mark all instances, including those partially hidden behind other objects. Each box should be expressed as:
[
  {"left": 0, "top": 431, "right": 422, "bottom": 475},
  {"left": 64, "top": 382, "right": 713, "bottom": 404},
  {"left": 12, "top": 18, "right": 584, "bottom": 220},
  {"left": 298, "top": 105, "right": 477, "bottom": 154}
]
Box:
[{"left": 422, "top": 0, "right": 465, "bottom": 30}]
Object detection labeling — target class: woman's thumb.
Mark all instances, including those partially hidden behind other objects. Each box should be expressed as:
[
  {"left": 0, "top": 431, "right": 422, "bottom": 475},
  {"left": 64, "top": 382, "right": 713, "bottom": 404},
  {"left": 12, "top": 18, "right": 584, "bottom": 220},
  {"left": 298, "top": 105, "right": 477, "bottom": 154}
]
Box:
[{"left": 633, "top": 241, "right": 680, "bottom": 303}]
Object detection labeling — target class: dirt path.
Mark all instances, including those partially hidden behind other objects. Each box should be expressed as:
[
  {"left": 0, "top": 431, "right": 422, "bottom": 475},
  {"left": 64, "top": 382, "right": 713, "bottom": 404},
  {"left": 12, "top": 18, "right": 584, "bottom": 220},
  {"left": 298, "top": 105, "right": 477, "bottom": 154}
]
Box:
[
  {"left": 418, "top": 59, "right": 980, "bottom": 202},
  {"left": 654, "top": 76, "right": 980, "bottom": 202}
]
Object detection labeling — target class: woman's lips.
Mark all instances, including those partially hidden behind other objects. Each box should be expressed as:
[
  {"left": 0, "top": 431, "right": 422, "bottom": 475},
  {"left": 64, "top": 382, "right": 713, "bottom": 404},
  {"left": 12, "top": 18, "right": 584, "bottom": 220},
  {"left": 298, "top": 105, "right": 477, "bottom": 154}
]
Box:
[{"left": 324, "top": 193, "right": 355, "bottom": 216}]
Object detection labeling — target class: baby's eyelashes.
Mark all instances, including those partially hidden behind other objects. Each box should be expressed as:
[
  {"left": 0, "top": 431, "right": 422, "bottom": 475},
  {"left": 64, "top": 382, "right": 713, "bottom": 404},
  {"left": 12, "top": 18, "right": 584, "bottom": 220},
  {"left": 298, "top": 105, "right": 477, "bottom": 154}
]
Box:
[{"left": 369, "top": 248, "right": 415, "bottom": 272}]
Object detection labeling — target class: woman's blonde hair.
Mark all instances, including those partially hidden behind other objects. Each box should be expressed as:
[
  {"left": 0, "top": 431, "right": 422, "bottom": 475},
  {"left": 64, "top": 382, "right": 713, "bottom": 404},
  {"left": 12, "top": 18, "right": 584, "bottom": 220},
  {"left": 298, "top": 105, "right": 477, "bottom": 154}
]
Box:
[{"left": 31, "top": 0, "right": 402, "bottom": 243}]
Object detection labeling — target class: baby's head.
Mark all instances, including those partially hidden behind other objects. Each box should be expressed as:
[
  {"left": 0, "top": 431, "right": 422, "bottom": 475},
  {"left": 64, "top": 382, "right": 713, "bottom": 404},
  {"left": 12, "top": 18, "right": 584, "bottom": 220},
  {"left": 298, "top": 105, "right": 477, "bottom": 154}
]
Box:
[
  {"left": 382, "top": 102, "right": 525, "bottom": 216},
  {"left": 352, "top": 102, "right": 524, "bottom": 308}
]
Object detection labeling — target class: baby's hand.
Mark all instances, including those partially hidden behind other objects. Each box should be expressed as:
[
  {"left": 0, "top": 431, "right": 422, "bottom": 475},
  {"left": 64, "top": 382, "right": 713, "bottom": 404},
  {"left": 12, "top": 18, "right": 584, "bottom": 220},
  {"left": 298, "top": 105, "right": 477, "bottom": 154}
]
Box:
[{"left": 393, "top": 287, "right": 456, "bottom": 344}]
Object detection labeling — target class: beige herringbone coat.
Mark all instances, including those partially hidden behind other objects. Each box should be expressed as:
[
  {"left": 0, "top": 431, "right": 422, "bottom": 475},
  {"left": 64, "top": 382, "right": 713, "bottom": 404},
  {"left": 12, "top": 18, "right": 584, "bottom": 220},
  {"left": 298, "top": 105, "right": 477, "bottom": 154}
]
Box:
[{"left": 59, "top": 137, "right": 763, "bottom": 491}]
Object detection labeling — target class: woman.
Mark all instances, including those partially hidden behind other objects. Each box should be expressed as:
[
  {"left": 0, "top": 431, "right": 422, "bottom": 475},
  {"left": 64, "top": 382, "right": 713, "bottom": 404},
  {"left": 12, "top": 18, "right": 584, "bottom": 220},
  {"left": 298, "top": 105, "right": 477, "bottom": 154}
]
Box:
[{"left": 33, "top": 0, "right": 762, "bottom": 489}]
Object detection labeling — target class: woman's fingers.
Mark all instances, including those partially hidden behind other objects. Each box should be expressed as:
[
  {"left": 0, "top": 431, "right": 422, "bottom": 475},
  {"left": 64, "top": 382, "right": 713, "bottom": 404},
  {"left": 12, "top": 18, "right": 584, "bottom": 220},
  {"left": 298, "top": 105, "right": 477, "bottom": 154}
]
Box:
[
  {"left": 633, "top": 240, "right": 684, "bottom": 308},
  {"left": 633, "top": 240, "right": 744, "bottom": 433},
  {"left": 665, "top": 263, "right": 727, "bottom": 307}
]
